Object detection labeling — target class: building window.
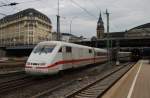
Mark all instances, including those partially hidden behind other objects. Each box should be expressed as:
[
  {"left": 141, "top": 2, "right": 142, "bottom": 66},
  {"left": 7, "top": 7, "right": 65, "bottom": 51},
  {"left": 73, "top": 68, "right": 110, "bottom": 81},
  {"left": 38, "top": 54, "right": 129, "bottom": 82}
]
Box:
[
  {"left": 29, "top": 37, "right": 33, "bottom": 44},
  {"left": 29, "top": 31, "right": 33, "bottom": 35}
]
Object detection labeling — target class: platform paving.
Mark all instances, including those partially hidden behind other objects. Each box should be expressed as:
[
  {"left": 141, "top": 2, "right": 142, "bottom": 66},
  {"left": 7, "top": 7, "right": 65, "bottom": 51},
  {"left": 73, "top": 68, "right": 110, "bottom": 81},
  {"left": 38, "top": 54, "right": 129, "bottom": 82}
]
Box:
[{"left": 102, "top": 60, "right": 150, "bottom": 98}]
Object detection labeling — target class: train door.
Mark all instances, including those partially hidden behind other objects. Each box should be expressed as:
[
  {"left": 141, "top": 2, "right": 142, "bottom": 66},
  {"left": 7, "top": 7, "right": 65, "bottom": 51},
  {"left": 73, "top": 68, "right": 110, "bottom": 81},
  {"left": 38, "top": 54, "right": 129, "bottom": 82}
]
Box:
[
  {"left": 62, "top": 46, "right": 73, "bottom": 69},
  {"left": 72, "top": 47, "right": 80, "bottom": 68}
]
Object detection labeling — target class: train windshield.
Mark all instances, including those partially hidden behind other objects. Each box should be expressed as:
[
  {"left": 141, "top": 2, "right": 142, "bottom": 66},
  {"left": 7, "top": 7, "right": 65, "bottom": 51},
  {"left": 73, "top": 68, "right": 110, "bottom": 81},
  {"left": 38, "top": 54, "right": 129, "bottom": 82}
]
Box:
[{"left": 33, "top": 45, "right": 56, "bottom": 53}]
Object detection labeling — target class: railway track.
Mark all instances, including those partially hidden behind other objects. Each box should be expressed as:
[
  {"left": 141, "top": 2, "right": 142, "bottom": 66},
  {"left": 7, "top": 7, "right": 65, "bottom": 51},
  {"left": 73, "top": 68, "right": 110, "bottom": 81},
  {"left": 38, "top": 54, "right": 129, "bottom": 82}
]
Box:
[
  {"left": 30, "top": 80, "right": 77, "bottom": 98},
  {"left": 0, "top": 70, "right": 25, "bottom": 77},
  {"left": 64, "top": 63, "right": 134, "bottom": 98},
  {"left": 0, "top": 75, "right": 34, "bottom": 94},
  {"left": 0, "top": 71, "right": 27, "bottom": 84}
]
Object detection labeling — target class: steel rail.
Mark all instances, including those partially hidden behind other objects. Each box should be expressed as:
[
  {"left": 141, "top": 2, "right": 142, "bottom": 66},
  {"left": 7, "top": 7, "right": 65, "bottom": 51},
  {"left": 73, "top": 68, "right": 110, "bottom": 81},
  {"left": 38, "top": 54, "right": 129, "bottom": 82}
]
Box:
[
  {"left": 0, "top": 75, "right": 34, "bottom": 94},
  {"left": 65, "top": 62, "right": 135, "bottom": 98}
]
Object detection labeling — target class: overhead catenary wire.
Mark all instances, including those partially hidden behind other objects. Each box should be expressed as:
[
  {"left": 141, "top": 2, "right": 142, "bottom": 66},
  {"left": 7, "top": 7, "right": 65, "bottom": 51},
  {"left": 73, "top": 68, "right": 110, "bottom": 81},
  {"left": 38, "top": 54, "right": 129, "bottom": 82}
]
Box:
[
  {"left": 19, "top": 0, "right": 46, "bottom": 4},
  {"left": 0, "top": 2, "right": 19, "bottom": 7},
  {"left": 69, "top": 0, "right": 97, "bottom": 19},
  {"left": 3, "top": 0, "right": 21, "bottom": 12},
  {"left": 84, "top": 0, "right": 101, "bottom": 20},
  {"left": 88, "top": 0, "right": 99, "bottom": 13},
  {"left": 0, "top": 1, "right": 6, "bottom": 5},
  {"left": 0, "top": 1, "right": 20, "bottom": 16},
  {"left": 0, "top": 0, "right": 50, "bottom": 14},
  {"left": 4, "top": 0, "right": 10, "bottom": 4}
]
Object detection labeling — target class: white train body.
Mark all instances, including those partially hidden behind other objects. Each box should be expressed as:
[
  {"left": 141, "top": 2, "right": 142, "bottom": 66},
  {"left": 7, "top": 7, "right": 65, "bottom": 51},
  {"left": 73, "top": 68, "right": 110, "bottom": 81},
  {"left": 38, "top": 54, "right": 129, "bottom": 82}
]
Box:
[{"left": 25, "top": 41, "right": 107, "bottom": 75}]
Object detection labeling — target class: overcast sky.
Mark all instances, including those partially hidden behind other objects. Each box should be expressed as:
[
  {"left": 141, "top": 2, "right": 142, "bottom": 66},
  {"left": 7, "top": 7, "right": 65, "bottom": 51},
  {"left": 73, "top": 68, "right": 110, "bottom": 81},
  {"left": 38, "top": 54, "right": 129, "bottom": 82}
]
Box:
[{"left": 0, "top": 0, "right": 150, "bottom": 38}]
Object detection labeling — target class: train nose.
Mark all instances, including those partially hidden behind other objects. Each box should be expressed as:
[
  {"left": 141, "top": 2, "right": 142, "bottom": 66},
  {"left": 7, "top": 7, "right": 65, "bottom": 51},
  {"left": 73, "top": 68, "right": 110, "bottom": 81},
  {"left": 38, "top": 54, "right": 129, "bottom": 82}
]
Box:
[
  {"left": 25, "top": 67, "right": 49, "bottom": 75},
  {"left": 25, "top": 62, "right": 48, "bottom": 75}
]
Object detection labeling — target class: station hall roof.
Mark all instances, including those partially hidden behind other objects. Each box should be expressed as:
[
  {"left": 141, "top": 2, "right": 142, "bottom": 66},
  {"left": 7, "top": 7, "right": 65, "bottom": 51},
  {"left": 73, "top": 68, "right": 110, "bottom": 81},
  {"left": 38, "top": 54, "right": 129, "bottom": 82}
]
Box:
[{"left": 130, "top": 23, "right": 150, "bottom": 30}]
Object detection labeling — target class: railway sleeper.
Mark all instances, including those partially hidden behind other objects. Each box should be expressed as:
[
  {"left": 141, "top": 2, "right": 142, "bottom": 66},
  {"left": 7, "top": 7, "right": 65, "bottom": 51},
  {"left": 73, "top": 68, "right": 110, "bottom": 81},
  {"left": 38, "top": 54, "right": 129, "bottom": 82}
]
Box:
[
  {"left": 85, "top": 88, "right": 105, "bottom": 91},
  {"left": 74, "top": 93, "right": 98, "bottom": 98},
  {"left": 80, "top": 89, "right": 102, "bottom": 94},
  {"left": 92, "top": 84, "right": 109, "bottom": 89},
  {"left": 87, "top": 86, "right": 106, "bottom": 91}
]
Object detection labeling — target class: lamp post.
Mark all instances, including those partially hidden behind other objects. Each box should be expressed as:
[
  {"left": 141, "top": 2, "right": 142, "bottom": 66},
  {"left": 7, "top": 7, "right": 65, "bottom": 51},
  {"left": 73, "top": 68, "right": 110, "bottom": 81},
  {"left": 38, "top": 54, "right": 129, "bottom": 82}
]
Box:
[
  {"left": 57, "top": 0, "right": 61, "bottom": 41},
  {"left": 116, "top": 40, "right": 120, "bottom": 65},
  {"left": 69, "top": 16, "right": 77, "bottom": 42},
  {"left": 0, "top": 2, "right": 18, "bottom": 7},
  {"left": 70, "top": 17, "right": 77, "bottom": 34},
  {"left": 0, "top": 23, "right": 2, "bottom": 46},
  {"left": 104, "top": 9, "right": 110, "bottom": 64}
]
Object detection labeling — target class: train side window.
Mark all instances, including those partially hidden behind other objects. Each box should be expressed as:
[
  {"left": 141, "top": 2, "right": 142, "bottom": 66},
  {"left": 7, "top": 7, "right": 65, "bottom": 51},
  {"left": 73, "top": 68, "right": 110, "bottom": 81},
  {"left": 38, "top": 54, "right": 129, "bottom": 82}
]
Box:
[
  {"left": 89, "top": 49, "right": 92, "bottom": 53},
  {"left": 66, "top": 46, "right": 72, "bottom": 53},
  {"left": 58, "top": 47, "right": 62, "bottom": 52}
]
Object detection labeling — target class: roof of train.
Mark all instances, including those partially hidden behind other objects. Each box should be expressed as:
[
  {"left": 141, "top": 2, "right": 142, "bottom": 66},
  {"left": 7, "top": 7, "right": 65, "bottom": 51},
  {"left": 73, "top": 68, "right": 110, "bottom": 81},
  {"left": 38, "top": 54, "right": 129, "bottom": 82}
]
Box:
[{"left": 38, "top": 41, "right": 107, "bottom": 52}]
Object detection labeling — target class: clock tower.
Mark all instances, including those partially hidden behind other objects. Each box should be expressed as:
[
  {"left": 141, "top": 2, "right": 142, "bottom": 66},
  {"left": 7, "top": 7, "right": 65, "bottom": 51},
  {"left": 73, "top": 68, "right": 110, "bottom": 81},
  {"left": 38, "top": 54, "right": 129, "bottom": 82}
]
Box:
[{"left": 97, "top": 12, "right": 104, "bottom": 39}]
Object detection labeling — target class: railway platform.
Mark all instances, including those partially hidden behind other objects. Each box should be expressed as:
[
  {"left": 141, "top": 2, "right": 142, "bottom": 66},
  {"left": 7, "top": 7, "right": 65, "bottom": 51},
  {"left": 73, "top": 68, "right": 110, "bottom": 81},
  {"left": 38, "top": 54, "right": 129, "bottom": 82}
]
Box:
[{"left": 102, "top": 60, "right": 150, "bottom": 98}]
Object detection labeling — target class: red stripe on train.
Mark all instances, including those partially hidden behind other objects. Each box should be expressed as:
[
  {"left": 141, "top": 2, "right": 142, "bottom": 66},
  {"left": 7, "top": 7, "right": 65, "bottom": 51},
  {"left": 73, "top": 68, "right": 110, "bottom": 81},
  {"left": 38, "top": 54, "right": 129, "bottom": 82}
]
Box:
[{"left": 26, "top": 56, "right": 107, "bottom": 69}]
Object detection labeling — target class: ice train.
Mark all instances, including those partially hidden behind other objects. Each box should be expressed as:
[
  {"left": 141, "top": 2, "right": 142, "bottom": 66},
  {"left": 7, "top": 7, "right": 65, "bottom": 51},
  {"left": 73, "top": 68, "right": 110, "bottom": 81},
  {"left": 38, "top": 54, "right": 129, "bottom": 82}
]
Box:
[{"left": 25, "top": 41, "right": 107, "bottom": 75}]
